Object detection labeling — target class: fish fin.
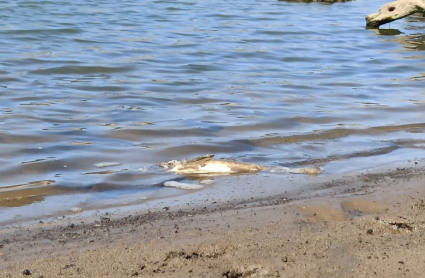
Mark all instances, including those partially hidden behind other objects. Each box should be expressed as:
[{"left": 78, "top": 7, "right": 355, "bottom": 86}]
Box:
[{"left": 186, "top": 154, "right": 214, "bottom": 164}]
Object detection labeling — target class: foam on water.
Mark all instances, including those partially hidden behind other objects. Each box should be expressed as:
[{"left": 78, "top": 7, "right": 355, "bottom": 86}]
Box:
[{"left": 163, "top": 181, "right": 204, "bottom": 190}]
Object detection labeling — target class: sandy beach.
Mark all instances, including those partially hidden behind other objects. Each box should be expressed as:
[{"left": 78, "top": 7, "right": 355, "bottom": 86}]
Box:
[
  {"left": 1, "top": 159, "right": 424, "bottom": 278},
  {"left": 2, "top": 0, "right": 425, "bottom": 277}
]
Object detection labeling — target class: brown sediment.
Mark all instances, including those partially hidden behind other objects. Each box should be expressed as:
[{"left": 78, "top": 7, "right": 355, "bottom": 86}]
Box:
[
  {"left": 1, "top": 162, "right": 425, "bottom": 277},
  {"left": 0, "top": 184, "right": 64, "bottom": 208},
  {"left": 341, "top": 199, "right": 388, "bottom": 214},
  {"left": 299, "top": 205, "right": 346, "bottom": 221}
]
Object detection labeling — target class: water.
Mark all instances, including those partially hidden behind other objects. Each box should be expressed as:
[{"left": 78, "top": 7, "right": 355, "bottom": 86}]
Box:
[{"left": 1, "top": 0, "right": 425, "bottom": 222}]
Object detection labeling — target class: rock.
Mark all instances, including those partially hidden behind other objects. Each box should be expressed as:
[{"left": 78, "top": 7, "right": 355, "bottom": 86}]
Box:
[{"left": 199, "top": 179, "right": 215, "bottom": 185}]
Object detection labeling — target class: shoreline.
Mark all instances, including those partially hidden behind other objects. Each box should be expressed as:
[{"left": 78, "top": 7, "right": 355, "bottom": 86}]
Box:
[
  {"left": 1, "top": 159, "right": 425, "bottom": 277},
  {"left": 1, "top": 147, "right": 423, "bottom": 226}
]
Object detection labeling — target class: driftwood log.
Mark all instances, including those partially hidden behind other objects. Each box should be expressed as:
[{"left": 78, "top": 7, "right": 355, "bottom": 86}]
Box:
[
  {"left": 366, "top": 0, "right": 425, "bottom": 27},
  {"left": 279, "top": 0, "right": 351, "bottom": 2}
]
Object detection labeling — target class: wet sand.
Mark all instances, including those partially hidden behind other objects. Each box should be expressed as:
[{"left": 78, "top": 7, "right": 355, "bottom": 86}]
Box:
[{"left": 1, "top": 160, "right": 425, "bottom": 277}]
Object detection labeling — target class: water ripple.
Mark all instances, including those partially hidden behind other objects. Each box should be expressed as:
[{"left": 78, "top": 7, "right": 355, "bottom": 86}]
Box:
[{"left": 0, "top": 0, "right": 425, "bottom": 216}]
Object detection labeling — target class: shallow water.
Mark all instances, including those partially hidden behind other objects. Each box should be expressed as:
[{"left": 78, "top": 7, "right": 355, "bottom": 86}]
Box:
[{"left": 1, "top": 0, "right": 425, "bottom": 222}]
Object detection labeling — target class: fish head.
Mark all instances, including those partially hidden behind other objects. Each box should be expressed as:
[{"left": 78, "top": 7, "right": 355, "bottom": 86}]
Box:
[{"left": 157, "top": 160, "right": 180, "bottom": 169}]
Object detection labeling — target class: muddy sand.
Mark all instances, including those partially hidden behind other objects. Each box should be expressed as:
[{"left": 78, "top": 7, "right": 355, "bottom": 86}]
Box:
[{"left": 1, "top": 160, "right": 425, "bottom": 277}]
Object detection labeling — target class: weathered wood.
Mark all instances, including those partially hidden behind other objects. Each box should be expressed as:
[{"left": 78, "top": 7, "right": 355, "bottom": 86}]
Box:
[
  {"left": 366, "top": 0, "right": 425, "bottom": 27},
  {"left": 279, "top": 0, "right": 351, "bottom": 2}
]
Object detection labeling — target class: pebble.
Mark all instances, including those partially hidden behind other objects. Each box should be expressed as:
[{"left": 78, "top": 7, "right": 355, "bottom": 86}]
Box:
[{"left": 199, "top": 179, "right": 215, "bottom": 185}]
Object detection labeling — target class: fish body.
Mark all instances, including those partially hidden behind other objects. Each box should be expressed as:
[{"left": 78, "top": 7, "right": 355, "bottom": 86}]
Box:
[
  {"left": 158, "top": 154, "right": 264, "bottom": 175},
  {"left": 158, "top": 154, "right": 321, "bottom": 176}
]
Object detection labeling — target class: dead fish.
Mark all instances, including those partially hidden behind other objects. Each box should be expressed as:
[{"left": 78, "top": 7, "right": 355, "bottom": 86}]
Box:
[
  {"left": 158, "top": 154, "right": 322, "bottom": 176},
  {"left": 158, "top": 154, "right": 264, "bottom": 175}
]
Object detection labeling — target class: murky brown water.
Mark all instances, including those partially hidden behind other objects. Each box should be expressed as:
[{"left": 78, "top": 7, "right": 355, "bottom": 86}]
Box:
[{"left": 1, "top": 0, "right": 425, "bottom": 222}]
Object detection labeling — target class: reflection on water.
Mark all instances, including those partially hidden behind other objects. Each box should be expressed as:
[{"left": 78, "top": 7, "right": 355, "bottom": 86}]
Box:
[
  {"left": 0, "top": 186, "right": 57, "bottom": 208},
  {"left": 373, "top": 29, "right": 402, "bottom": 36},
  {"left": 400, "top": 34, "right": 425, "bottom": 51},
  {"left": 0, "top": 0, "right": 425, "bottom": 220}
]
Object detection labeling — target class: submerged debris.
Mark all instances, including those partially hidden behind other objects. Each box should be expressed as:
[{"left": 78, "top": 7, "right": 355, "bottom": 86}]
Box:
[
  {"left": 163, "top": 181, "right": 204, "bottom": 190},
  {"left": 281, "top": 166, "right": 322, "bottom": 175},
  {"left": 199, "top": 179, "right": 215, "bottom": 185}
]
